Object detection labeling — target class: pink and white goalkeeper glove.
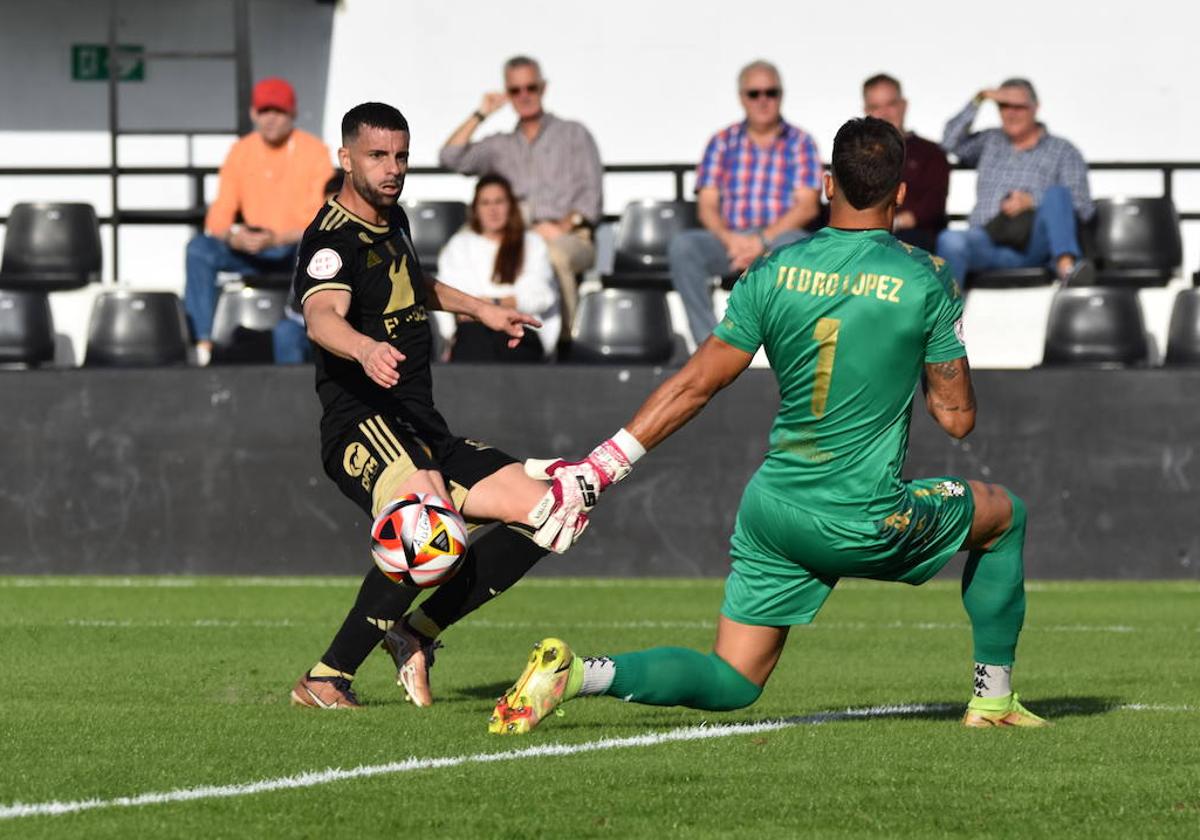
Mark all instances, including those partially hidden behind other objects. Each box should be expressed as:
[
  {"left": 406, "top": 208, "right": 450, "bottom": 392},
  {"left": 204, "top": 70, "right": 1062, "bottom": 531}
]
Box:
[{"left": 524, "top": 429, "right": 645, "bottom": 553}]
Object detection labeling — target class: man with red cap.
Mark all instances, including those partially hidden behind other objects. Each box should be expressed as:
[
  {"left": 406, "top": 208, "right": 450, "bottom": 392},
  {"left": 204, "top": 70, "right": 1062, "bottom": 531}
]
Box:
[{"left": 184, "top": 77, "right": 334, "bottom": 364}]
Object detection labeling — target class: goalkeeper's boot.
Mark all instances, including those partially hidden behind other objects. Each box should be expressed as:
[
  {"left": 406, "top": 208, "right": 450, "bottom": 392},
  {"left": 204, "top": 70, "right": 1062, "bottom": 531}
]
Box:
[
  {"left": 488, "top": 637, "right": 582, "bottom": 735},
  {"left": 963, "top": 692, "right": 1049, "bottom": 727},
  {"left": 382, "top": 622, "right": 442, "bottom": 708},
  {"left": 290, "top": 671, "right": 361, "bottom": 709}
]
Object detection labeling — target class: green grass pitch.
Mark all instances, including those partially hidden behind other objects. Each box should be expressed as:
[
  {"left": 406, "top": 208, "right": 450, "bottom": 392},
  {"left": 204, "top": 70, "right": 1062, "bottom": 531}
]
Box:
[{"left": 2, "top": 576, "right": 1197, "bottom": 838}]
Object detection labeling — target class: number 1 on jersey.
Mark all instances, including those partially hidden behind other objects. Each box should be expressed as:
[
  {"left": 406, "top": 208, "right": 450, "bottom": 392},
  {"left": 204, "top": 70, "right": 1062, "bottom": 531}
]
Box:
[{"left": 811, "top": 317, "right": 841, "bottom": 418}]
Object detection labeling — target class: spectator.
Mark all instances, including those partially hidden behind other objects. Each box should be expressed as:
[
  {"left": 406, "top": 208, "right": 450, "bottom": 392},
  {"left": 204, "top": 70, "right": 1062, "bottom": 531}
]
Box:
[
  {"left": 185, "top": 77, "right": 333, "bottom": 364},
  {"left": 670, "top": 60, "right": 821, "bottom": 346},
  {"left": 439, "top": 56, "right": 601, "bottom": 341},
  {"left": 862, "top": 73, "right": 950, "bottom": 252},
  {"left": 937, "top": 78, "right": 1094, "bottom": 288},
  {"left": 433, "top": 174, "right": 559, "bottom": 362},
  {"left": 272, "top": 171, "right": 345, "bottom": 365}
]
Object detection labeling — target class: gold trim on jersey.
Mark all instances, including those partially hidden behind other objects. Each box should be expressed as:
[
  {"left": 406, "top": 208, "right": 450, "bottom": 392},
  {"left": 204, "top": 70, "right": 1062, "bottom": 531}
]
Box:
[
  {"left": 326, "top": 197, "right": 389, "bottom": 234},
  {"left": 300, "top": 282, "right": 352, "bottom": 305},
  {"left": 319, "top": 206, "right": 351, "bottom": 231}
]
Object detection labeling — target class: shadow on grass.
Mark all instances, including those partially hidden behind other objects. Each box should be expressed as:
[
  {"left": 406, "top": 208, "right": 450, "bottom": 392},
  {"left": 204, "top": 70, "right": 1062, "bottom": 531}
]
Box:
[
  {"left": 445, "top": 681, "right": 519, "bottom": 701},
  {"left": 445, "top": 691, "right": 1124, "bottom": 731}
]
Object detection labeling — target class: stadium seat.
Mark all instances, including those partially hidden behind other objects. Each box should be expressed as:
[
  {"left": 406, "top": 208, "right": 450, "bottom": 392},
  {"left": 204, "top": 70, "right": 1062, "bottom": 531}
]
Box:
[
  {"left": 0, "top": 289, "right": 55, "bottom": 366},
  {"left": 0, "top": 203, "right": 102, "bottom": 291},
  {"left": 568, "top": 288, "right": 674, "bottom": 363},
  {"left": 1041, "top": 287, "right": 1149, "bottom": 366},
  {"left": 84, "top": 290, "right": 190, "bottom": 367},
  {"left": 211, "top": 286, "right": 289, "bottom": 364},
  {"left": 403, "top": 201, "right": 467, "bottom": 271},
  {"left": 1164, "top": 288, "right": 1200, "bottom": 365},
  {"left": 604, "top": 200, "right": 699, "bottom": 288},
  {"left": 1091, "top": 197, "right": 1181, "bottom": 287}
]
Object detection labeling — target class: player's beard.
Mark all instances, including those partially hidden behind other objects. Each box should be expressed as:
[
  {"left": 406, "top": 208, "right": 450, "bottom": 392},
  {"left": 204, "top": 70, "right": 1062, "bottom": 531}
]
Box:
[{"left": 353, "top": 170, "right": 403, "bottom": 215}]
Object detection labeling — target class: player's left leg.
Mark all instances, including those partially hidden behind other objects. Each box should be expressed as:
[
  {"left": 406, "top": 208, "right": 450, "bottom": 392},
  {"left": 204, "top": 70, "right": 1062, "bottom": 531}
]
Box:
[
  {"left": 879, "top": 477, "right": 1045, "bottom": 728},
  {"left": 385, "top": 454, "right": 551, "bottom": 705},
  {"left": 959, "top": 481, "right": 1046, "bottom": 727}
]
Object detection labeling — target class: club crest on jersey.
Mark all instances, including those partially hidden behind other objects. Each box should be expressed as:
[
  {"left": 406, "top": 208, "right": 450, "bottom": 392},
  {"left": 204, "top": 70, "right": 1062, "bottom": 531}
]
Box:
[{"left": 307, "top": 248, "right": 343, "bottom": 280}]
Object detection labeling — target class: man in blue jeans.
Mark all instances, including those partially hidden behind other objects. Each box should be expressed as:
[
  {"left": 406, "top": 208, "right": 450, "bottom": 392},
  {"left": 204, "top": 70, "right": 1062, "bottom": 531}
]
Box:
[
  {"left": 937, "top": 78, "right": 1094, "bottom": 289},
  {"left": 671, "top": 60, "right": 821, "bottom": 346},
  {"left": 184, "top": 77, "right": 332, "bottom": 364}
]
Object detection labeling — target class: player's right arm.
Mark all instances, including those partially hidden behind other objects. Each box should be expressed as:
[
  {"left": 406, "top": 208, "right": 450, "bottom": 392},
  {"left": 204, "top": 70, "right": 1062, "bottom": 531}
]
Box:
[
  {"left": 294, "top": 232, "right": 404, "bottom": 389},
  {"left": 302, "top": 290, "right": 404, "bottom": 389},
  {"left": 923, "top": 357, "right": 976, "bottom": 439}
]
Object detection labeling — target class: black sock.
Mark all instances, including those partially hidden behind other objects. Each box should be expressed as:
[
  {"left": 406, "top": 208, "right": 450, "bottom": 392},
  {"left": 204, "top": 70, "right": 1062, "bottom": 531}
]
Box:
[
  {"left": 318, "top": 566, "right": 420, "bottom": 675},
  {"left": 412, "top": 524, "right": 547, "bottom": 633}
]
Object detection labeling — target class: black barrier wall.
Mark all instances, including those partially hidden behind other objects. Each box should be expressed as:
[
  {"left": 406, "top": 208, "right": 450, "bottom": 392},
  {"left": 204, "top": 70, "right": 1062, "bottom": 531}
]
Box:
[{"left": 1, "top": 367, "right": 1197, "bottom": 578}]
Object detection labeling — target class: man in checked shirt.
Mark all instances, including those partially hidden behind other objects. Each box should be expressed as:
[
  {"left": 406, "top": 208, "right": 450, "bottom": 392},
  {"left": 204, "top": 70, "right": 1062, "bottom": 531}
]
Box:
[
  {"left": 936, "top": 78, "right": 1095, "bottom": 289},
  {"left": 669, "top": 60, "right": 822, "bottom": 347}
]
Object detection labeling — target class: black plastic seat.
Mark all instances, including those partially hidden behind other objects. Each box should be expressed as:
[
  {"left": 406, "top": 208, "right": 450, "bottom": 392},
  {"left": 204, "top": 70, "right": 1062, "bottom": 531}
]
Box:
[
  {"left": 605, "top": 200, "right": 699, "bottom": 288},
  {"left": 967, "top": 267, "right": 1054, "bottom": 289},
  {"left": 0, "top": 203, "right": 102, "bottom": 291},
  {"left": 1165, "top": 288, "right": 1200, "bottom": 365},
  {"left": 0, "top": 289, "right": 55, "bottom": 365},
  {"left": 568, "top": 288, "right": 674, "bottom": 363},
  {"left": 1092, "top": 197, "right": 1181, "bottom": 287},
  {"left": 84, "top": 291, "right": 190, "bottom": 367},
  {"left": 211, "top": 286, "right": 289, "bottom": 364},
  {"left": 403, "top": 201, "right": 467, "bottom": 271},
  {"left": 1041, "top": 287, "right": 1149, "bottom": 366}
]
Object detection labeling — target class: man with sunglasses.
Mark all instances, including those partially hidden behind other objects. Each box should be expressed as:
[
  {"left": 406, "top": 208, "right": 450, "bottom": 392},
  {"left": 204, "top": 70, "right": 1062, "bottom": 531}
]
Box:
[
  {"left": 936, "top": 78, "right": 1094, "bottom": 289},
  {"left": 441, "top": 56, "right": 602, "bottom": 342},
  {"left": 670, "top": 60, "right": 821, "bottom": 348}
]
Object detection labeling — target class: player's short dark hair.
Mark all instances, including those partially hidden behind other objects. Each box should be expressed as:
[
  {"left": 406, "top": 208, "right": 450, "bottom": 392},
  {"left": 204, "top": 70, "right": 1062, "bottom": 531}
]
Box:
[
  {"left": 831, "top": 117, "right": 906, "bottom": 210},
  {"left": 862, "top": 73, "right": 902, "bottom": 96},
  {"left": 341, "top": 102, "right": 409, "bottom": 145}
]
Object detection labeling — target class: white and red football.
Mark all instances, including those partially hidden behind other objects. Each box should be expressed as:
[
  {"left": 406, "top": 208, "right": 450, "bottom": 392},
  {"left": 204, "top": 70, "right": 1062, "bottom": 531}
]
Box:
[{"left": 370, "top": 493, "right": 468, "bottom": 588}]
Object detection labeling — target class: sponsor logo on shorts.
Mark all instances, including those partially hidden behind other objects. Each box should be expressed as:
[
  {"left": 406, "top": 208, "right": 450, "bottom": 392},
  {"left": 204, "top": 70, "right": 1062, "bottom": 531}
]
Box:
[
  {"left": 343, "top": 442, "right": 380, "bottom": 491},
  {"left": 913, "top": 480, "right": 966, "bottom": 500},
  {"left": 306, "top": 248, "right": 343, "bottom": 280}
]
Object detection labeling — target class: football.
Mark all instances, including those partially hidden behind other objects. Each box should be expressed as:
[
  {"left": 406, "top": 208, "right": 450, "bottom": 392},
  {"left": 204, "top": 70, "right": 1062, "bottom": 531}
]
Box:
[{"left": 370, "top": 493, "right": 469, "bottom": 588}]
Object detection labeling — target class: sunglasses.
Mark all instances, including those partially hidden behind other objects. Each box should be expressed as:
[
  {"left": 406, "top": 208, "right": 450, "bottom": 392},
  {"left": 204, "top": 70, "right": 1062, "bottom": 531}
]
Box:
[
  {"left": 998, "top": 102, "right": 1032, "bottom": 111},
  {"left": 743, "top": 87, "right": 782, "bottom": 100},
  {"left": 507, "top": 84, "right": 543, "bottom": 96}
]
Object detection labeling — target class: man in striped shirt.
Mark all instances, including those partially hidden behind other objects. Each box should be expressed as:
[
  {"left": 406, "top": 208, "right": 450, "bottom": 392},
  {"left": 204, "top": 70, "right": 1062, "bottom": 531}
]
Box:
[
  {"left": 670, "top": 60, "right": 822, "bottom": 345},
  {"left": 936, "top": 78, "right": 1094, "bottom": 288}
]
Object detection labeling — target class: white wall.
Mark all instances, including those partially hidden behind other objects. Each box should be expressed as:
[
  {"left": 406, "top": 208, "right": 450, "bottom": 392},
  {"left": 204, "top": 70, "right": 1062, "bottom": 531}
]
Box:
[{"left": 2, "top": 0, "right": 1198, "bottom": 364}]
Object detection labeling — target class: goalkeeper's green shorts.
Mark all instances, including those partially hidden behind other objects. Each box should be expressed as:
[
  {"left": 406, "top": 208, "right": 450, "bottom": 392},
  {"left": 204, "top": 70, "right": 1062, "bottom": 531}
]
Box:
[{"left": 721, "top": 476, "right": 976, "bottom": 627}]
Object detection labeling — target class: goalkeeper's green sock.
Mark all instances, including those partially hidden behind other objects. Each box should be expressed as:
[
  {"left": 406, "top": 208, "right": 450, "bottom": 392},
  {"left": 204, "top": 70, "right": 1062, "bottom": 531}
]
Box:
[
  {"left": 578, "top": 647, "right": 762, "bottom": 711},
  {"left": 961, "top": 489, "right": 1027, "bottom": 668}
]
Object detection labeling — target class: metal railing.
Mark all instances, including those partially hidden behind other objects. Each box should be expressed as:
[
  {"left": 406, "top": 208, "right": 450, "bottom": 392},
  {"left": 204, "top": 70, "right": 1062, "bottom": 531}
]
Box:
[{"left": 2, "top": 160, "right": 1200, "bottom": 230}]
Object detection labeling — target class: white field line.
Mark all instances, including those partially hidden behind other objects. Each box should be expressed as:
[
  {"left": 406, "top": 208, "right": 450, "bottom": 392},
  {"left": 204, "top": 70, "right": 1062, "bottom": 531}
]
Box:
[
  {"left": 1, "top": 700, "right": 1191, "bottom": 822},
  {"left": 1, "top": 577, "right": 1197, "bottom": 594},
  {"left": 0, "top": 618, "right": 1151, "bottom": 634}
]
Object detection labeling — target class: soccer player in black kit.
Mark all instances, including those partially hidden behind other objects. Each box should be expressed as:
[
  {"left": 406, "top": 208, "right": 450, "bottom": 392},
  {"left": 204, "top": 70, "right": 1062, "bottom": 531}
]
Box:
[{"left": 290, "top": 103, "right": 586, "bottom": 709}]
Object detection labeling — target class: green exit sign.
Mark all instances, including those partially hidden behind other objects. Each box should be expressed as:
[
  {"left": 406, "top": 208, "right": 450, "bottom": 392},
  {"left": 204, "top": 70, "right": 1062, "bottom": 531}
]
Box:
[{"left": 71, "top": 44, "right": 145, "bottom": 82}]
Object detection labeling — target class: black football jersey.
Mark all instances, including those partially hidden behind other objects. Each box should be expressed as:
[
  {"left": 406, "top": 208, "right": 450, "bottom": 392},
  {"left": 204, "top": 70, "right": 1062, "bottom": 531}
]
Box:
[{"left": 292, "top": 197, "right": 454, "bottom": 455}]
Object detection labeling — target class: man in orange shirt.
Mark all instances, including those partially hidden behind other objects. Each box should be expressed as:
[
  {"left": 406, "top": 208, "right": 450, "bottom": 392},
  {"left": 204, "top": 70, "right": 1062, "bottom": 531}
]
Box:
[{"left": 184, "top": 77, "right": 333, "bottom": 362}]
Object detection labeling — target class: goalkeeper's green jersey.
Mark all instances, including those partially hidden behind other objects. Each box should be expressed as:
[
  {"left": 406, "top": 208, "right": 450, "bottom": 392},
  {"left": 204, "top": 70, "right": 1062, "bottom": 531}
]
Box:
[{"left": 713, "top": 227, "right": 966, "bottom": 519}]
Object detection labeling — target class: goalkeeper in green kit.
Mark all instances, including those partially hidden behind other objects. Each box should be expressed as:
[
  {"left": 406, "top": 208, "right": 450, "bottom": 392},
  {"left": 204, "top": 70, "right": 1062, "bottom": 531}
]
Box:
[{"left": 490, "top": 116, "right": 1046, "bottom": 734}]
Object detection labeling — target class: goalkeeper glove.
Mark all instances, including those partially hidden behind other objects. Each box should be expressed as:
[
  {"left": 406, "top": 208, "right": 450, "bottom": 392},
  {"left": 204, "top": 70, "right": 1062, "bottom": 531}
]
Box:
[{"left": 524, "top": 429, "right": 646, "bottom": 553}]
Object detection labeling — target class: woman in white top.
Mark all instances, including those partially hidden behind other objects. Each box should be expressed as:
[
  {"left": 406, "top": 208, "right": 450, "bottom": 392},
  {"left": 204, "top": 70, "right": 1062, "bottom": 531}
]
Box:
[{"left": 434, "top": 174, "right": 560, "bottom": 361}]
